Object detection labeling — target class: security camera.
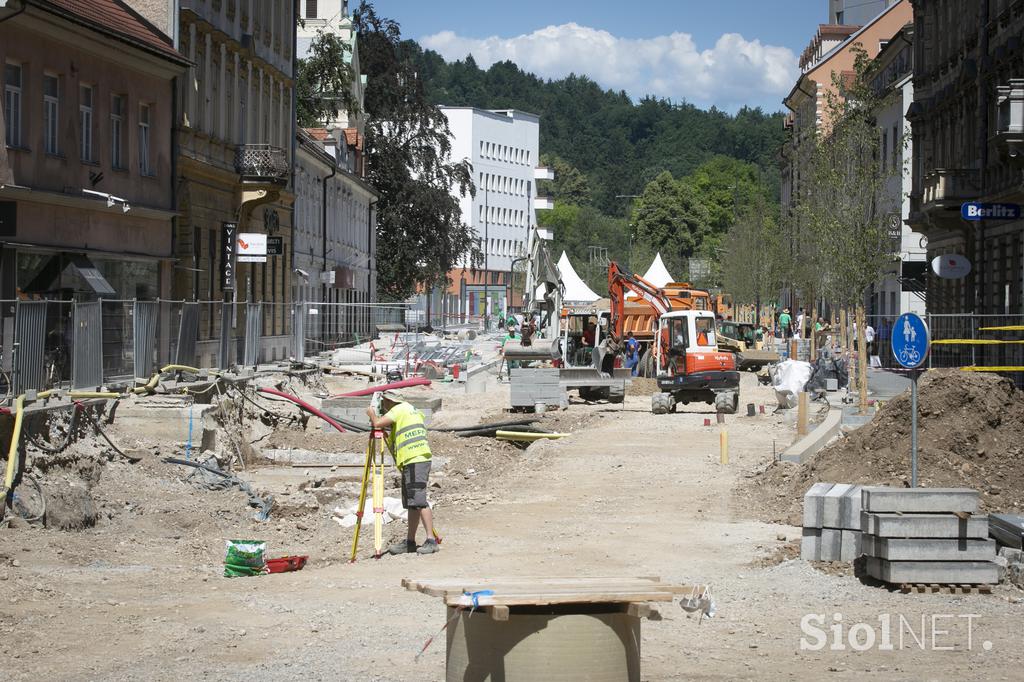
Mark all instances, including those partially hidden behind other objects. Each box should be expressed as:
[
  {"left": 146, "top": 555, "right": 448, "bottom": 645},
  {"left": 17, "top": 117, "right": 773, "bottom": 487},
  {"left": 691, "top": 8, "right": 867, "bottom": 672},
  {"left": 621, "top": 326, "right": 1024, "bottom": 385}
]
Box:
[{"left": 294, "top": 268, "right": 310, "bottom": 280}]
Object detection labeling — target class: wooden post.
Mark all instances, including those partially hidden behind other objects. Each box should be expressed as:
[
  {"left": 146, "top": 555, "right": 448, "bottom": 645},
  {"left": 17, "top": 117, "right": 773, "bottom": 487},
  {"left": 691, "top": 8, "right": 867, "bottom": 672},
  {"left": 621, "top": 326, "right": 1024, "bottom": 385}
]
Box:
[
  {"left": 719, "top": 429, "right": 729, "bottom": 465},
  {"left": 797, "top": 391, "right": 809, "bottom": 436},
  {"left": 839, "top": 308, "right": 847, "bottom": 354},
  {"left": 857, "top": 305, "right": 869, "bottom": 415}
]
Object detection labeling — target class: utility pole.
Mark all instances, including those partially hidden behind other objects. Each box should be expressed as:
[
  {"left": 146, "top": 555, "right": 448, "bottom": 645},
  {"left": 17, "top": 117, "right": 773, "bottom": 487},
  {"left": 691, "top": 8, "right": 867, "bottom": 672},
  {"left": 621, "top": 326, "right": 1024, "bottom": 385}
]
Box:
[{"left": 615, "top": 194, "right": 640, "bottom": 270}]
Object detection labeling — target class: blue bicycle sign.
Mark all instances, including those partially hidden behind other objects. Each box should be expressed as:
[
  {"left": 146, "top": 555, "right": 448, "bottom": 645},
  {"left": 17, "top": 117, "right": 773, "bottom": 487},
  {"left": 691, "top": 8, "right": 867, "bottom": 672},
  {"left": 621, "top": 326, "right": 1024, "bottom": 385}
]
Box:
[{"left": 892, "top": 313, "right": 929, "bottom": 369}]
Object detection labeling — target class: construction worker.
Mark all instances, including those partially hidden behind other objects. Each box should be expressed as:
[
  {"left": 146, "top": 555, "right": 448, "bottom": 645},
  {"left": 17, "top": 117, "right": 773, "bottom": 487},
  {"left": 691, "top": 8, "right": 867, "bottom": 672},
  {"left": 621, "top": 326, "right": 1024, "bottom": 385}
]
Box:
[
  {"left": 625, "top": 331, "right": 640, "bottom": 376},
  {"left": 779, "top": 307, "right": 792, "bottom": 339},
  {"left": 365, "top": 392, "right": 438, "bottom": 556}
]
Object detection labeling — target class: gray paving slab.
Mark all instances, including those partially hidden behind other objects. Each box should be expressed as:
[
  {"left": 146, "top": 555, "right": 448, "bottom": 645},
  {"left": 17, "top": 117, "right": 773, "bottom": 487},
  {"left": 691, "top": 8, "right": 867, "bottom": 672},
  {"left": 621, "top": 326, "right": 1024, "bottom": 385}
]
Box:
[
  {"left": 801, "top": 527, "right": 821, "bottom": 561},
  {"left": 863, "top": 536, "right": 996, "bottom": 561},
  {"left": 820, "top": 528, "right": 842, "bottom": 561},
  {"left": 865, "top": 557, "right": 999, "bottom": 584},
  {"left": 862, "top": 512, "right": 989, "bottom": 539},
  {"left": 822, "top": 483, "right": 854, "bottom": 529},
  {"left": 861, "top": 487, "right": 979, "bottom": 513},
  {"left": 839, "top": 485, "right": 863, "bottom": 529},
  {"left": 802, "top": 482, "right": 834, "bottom": 529},
  {"left": 840, "top": 530, "right": 862, "bottom": 561}
]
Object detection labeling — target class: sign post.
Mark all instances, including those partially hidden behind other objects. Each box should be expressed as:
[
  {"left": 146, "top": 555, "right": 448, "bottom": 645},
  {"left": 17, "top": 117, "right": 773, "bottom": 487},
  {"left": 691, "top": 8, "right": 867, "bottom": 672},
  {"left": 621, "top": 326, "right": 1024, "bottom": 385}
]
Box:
[{"left": 891, "top": 312, "right": 930, "bottom": 487}]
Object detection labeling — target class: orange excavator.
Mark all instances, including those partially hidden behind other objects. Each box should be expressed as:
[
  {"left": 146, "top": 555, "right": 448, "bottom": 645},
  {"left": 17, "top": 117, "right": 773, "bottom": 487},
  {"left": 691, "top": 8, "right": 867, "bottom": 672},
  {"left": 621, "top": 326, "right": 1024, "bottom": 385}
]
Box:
[{"left": 608, "top": 262, "right": 739, "bottom": 414}]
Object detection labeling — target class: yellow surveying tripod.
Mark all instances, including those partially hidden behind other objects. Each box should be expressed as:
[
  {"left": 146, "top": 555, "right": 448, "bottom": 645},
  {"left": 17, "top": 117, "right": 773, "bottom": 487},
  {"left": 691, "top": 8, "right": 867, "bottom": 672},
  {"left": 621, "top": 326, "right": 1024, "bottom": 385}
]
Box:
[
  {"left": 348, "top": 415, "right": 443, "bottom": 563},
  {"left": 349, "top": 428, "right": 387, "bottom": 562}
]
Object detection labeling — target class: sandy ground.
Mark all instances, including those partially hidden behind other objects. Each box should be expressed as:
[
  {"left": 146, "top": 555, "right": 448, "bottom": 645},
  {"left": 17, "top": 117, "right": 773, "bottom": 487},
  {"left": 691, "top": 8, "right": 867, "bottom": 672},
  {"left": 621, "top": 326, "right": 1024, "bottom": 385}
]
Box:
[{"left": 2, "top": 372, "right": 1023, "bottom": 681}]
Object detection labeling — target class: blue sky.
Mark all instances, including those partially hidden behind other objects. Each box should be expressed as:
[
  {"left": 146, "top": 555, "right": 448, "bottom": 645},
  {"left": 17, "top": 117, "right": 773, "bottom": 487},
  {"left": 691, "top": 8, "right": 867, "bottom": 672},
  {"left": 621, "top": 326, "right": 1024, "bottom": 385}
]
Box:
[{"left": 380, "top": 0, "right": 826, "bottom": 111}]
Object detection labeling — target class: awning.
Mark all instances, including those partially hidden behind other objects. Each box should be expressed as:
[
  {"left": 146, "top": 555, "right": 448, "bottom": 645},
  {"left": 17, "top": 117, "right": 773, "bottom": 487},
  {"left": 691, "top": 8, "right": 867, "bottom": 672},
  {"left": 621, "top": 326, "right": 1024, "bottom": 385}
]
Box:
[
  {"left": 71, "top": 255, "right": 117, "bottom": 295},
  {"left": 23, "top": 253, "right": 117, "bottom": 296}
]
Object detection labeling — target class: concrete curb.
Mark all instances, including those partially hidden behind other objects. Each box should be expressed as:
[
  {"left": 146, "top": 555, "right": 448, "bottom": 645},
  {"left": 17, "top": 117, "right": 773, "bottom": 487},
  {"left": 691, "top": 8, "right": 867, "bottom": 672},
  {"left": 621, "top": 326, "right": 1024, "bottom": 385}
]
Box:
[{"left": 780, "top": 407, "right": 842, "bottom": 464}]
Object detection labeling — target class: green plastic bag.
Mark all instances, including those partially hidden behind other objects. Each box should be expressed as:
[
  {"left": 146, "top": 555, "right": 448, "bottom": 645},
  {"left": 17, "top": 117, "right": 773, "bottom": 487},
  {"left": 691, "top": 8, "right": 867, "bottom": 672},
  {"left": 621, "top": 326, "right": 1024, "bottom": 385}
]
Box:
[
  {"left": 223, "top": 563, "right": 265, "bottom": 578},
  {"left": 224, "top": 539, "right": 266, "bottom": 573}
]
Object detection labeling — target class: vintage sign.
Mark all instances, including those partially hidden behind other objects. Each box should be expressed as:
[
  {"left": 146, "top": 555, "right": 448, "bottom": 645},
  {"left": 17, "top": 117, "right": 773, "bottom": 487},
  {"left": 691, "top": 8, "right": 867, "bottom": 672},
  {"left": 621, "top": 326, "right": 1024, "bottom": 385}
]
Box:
[{"left": 221, "top": 221, "right": 238, "bottom": 291}]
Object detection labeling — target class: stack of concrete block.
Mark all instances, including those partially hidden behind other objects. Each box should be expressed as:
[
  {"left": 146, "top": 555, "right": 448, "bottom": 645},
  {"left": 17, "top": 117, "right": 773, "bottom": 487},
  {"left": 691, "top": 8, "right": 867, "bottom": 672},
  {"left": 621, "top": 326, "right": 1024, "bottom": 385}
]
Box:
[
  {"left": 510, "top": 368, "right": 565, "bottom": 409},
  {"left": 801, "top": 482, "right": 863, "bottom": 561},
  {"left": 861, "top": 487, "right": 999, "bottom": 585}
]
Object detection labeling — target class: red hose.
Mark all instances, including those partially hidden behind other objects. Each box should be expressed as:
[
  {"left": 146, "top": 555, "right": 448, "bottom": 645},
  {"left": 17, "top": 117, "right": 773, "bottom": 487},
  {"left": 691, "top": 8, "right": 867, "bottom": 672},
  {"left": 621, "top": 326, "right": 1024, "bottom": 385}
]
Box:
[
  {"left": 256, "top": 387, "right": 347, "bottom": 433},
  {"left": 330, "top": 377, "right": 431, "bottom": 398}
]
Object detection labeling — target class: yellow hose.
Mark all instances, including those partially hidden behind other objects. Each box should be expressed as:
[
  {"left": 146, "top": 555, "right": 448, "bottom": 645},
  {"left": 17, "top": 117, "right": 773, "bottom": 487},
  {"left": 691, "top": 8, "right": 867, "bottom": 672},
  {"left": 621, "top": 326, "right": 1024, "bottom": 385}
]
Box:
[
  {"left": 1, "top": 394, "right": 26, "bottom": 501},
  {"left": 68, "top": 391, "right": 122, "bottom": 399},
  {"left": 131, "top": 373, "right": 160, "bottom": 395},
  {"left": 494, "top": 430, "right": 566, "bottom": 441}
]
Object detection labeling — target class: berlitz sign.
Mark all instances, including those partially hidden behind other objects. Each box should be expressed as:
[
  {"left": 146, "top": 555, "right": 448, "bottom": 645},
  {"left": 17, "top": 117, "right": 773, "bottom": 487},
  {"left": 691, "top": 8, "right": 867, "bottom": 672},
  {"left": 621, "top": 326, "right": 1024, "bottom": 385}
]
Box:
[{"left": 961, "top": 202, "right": 1021, "bottom": 220}]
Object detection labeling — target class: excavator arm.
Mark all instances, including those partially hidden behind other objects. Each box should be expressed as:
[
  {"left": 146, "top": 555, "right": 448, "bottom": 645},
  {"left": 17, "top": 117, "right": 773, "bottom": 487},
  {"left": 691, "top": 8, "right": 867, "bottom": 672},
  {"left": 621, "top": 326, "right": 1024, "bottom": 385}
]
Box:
[{"left": 607, "top": 261, "right": 671, "bottom": 339}]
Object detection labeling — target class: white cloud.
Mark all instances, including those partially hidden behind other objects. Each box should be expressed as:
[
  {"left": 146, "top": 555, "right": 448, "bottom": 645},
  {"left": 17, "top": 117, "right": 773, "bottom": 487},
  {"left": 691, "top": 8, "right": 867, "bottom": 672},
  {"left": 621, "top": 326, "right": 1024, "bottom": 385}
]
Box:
[{"left": 419, "top": 23, "right": 798, "bottom": 111}]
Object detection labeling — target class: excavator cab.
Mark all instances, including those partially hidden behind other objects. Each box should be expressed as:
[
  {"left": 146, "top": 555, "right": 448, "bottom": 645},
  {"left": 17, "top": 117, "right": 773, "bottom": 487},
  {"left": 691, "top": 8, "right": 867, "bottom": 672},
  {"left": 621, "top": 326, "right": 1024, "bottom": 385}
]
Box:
[{"left": 652, "top": 311, "right": 740, "bottom": 415}]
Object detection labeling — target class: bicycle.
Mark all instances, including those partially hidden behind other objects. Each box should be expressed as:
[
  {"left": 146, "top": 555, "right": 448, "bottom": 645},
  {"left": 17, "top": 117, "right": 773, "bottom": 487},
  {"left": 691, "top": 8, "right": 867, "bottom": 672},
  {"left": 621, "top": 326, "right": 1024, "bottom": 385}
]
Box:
[{"left": 899, "top": 347, "right": 921, "bottom": 366}]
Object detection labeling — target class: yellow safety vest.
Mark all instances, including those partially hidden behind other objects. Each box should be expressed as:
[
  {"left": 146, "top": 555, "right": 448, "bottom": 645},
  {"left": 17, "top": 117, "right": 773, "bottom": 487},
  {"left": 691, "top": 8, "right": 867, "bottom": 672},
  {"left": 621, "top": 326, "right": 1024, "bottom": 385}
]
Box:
[{"left": 387, "top": 402, "right": 431, "bottom": 469}]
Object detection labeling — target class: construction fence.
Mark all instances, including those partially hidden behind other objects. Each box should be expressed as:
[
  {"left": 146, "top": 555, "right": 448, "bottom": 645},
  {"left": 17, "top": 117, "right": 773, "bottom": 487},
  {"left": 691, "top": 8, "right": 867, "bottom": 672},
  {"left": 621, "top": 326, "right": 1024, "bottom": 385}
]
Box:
[{"left": 0, "top": 299, "right": 410, "bottom": 396}]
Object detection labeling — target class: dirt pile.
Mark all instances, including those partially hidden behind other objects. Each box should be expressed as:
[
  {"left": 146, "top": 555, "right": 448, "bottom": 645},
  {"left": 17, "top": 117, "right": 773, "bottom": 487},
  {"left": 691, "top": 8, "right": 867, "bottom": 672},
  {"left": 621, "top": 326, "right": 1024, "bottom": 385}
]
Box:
[{"left": 749, "top": 369, "right": 1024, "bottom": 524}]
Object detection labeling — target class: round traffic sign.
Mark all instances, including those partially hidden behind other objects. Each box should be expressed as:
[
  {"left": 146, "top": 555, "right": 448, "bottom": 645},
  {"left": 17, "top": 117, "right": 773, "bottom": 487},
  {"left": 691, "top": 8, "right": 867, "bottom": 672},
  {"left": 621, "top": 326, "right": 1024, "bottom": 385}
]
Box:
[{"left": 891, "top": 313, "right": 929, "bottom": 369}]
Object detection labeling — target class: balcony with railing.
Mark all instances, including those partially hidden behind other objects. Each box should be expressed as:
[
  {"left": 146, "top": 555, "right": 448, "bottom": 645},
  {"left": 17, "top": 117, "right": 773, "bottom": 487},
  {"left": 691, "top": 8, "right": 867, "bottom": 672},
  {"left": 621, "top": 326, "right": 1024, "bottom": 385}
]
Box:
[
  {"left": 996, "top": 79, "right": 1024, "bottom": 158},
  {"left": 920, "top": 168, "right": 980, "bottom": 207},
  {"left": 234, "top": 144, "right": 289, "bottom": 185}
]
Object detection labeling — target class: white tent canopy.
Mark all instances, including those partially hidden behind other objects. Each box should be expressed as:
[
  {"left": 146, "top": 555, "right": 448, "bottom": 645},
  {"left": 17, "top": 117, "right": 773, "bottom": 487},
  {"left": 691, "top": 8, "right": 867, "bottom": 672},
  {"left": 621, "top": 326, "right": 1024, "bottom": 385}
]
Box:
[
  {"left": 535, "top": 251, "right": 600, "bottom": 304},
  {"left": 626, "top": 252, "right": 674, "bottom": 297}
]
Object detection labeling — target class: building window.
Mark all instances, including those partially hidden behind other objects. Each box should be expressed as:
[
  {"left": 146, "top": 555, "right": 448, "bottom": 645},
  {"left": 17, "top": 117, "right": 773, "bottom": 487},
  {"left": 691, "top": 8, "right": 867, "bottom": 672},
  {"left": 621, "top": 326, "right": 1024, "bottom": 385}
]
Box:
[
  {"left": 4, "top": 62, "right": 22, "bottom": 147},
  {"left": 305, "top": 0, "right": 318, "bottom": 19},
  {"left": 79, "top": 84, "right": 94, "bottom": 161},
  {"left": 43, "top": 73, "right": 59, "bottom": 155},
  {"left": 138, "top": 103, "right": 151, "bottom": 174},
  {"left": 111, "top": 95, "right": 125, "bottom": 169}
]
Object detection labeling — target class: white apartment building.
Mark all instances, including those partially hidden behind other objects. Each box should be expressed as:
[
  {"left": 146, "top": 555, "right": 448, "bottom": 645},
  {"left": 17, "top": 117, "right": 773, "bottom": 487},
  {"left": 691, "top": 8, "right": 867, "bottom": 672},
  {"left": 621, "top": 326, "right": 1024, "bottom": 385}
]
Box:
[{"left": 436, "top": 107, "right": 552, "bottom": 323}]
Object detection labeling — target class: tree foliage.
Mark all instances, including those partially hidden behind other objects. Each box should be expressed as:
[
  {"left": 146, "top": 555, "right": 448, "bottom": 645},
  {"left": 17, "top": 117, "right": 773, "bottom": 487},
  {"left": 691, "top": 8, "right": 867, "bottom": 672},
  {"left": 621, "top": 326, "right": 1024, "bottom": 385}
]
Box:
[
  {"left": 721, "top": 195, "right": 783, "bottom": 304},
  {"left": 796, "top": 46, "right": 898, "bottom": 307},
  {"left": 353, "top": 3, "right": 479, "bottom": 299},
  {"left": 404, "top": 48, "right": 787, "bottom": 216},
  {"left": 538, "top": 154, "right": 592, "bottom": 205},
  {"left": 295, "top": 30, "right": 357, "bottom": 128}
]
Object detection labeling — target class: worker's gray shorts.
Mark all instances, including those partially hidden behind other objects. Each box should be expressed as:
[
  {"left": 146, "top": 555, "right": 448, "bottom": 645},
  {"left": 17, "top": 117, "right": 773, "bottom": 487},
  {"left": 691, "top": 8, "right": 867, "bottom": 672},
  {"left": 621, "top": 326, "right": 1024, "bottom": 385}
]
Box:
[{"left": 400, "top": 461, "right": 431, "bottom": 509}]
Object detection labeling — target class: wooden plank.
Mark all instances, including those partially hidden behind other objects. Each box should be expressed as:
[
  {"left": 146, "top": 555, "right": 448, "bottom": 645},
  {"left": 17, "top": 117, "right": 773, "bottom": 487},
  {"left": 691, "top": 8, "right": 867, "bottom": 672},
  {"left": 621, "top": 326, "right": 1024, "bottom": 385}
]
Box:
[
  {"left": 444, "top": 590, "right": 683, "bottom": 608},
  {"left": 428, "top": 584, "right": 682, "bottom": 600},
  {"left": 490, "top": 605, "right": 510, "bottom": 621},
  {"left": 419, "top": 583, "right": 685, "bottom": 600},
  {"left": 404, "top": 576, "right": 669, "bottom": 595}
]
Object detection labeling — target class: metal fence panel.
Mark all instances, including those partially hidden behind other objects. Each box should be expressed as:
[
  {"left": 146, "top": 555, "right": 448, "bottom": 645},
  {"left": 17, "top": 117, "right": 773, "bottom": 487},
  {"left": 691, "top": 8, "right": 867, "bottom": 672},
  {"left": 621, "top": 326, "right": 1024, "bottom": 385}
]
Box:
[
  {"left": 14, "top": 301, "right": 46, "bottom": 394},
  {"left": 133, "top": 301, "right": 158, "bottom": 379},
  {"left": 175, "top": 302, "right": 199, "bottom": 368},
  {"left": 244, "top": 303, "right": 263, "bottom": 367},
  {"left": 72, "top": 302, "right": 103, "bottom": 389},
  {"left": 291, "top": 302, "right": 305, "bottom": 362}
]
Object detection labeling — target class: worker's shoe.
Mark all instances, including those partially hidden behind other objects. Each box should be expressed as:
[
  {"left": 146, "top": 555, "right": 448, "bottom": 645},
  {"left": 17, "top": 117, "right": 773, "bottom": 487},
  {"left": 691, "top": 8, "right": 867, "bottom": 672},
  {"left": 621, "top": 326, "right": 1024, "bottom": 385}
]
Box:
[
  {"left": 416, "top": 539, "right": 439, "bottom": 555},
  {"left": 388, "top": 540, "right": 417, "bottom": 555}
]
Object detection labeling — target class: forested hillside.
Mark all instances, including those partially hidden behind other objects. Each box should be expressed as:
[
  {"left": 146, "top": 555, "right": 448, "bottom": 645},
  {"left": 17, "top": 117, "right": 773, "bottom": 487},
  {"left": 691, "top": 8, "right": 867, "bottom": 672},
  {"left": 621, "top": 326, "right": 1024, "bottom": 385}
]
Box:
[{"left": 401, "top": 42, "right": 787, "bottom": 290}]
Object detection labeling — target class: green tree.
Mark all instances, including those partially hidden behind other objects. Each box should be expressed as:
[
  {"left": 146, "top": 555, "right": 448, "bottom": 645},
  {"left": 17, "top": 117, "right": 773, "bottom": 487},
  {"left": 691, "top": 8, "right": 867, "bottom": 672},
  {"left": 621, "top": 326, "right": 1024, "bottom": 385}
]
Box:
[
  {"left": 630, "top": 171, "right": 711, "bottom": 278},
  {"left": 721, "top": 195, "right": 783, "bottom": 306},
  {"left": 538, "top": 154, "right": 592, "bottom": 205},
  {"left": 354, "top": 3, "right": 479, "bottom": 299},
  {"left": 295, "top": 30, "right": 357, "bottom": 127}
]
